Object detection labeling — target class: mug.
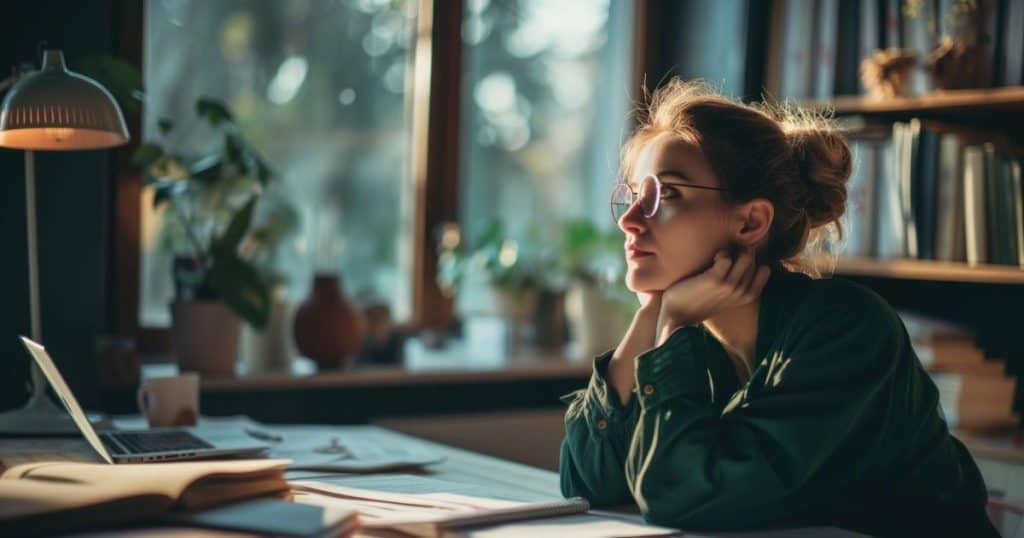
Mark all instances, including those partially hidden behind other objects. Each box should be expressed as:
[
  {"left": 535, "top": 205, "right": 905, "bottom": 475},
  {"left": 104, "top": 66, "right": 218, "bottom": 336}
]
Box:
[{"left": 137, "top": 373, "right": 200, "bottom": 427}]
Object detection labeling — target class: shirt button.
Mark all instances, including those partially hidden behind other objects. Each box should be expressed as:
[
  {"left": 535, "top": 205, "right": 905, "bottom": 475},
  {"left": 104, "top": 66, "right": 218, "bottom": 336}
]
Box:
[
  {"left": 643, "top": 384, "right": 655, "bottom": 396},
  {"left": 596, "top": 419, "right": 608, "bottom": 430}
]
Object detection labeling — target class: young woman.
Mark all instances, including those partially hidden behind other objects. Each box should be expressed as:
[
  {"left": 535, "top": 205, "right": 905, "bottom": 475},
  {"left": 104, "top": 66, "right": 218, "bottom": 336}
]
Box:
[{"left": 559, "top": 79, "right": 997, "bottom": 537}]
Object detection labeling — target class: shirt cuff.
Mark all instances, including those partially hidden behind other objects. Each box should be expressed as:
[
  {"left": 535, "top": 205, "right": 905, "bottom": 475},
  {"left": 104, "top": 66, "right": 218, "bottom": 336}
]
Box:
[
  {"left": 560, "top": 348, "right": 638, "bottom": 434},
  {"left": 634, "top": 325, "right": 713, "bottom": 409}
]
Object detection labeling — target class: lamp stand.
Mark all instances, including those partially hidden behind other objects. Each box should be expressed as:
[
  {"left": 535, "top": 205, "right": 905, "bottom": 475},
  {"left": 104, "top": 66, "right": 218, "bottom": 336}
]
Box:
[{"left": 0, "top": 150, "right": 80, "bottom": 434}]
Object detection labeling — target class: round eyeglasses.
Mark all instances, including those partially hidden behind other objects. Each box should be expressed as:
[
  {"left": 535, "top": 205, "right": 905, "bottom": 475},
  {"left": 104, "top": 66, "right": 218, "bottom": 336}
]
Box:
[{"left": 609, "top": 172, "right": 730, "bottom": 222}]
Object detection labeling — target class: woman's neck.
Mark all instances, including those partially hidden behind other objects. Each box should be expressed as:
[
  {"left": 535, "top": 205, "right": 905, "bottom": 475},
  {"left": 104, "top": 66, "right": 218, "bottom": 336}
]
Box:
[{"left": 702, "top": 300, "right": 760, "bottom": 382}]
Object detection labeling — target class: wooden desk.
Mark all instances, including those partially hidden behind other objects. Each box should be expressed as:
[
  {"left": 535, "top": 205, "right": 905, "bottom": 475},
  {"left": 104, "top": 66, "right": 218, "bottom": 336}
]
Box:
[{"left": 65, "top": 425, "right": 863, "bottom": 537}]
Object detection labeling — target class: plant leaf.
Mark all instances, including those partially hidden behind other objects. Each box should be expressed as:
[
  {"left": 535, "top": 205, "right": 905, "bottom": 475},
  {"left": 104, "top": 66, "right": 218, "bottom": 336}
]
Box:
[
  {"left": 152, "top": 180, "right": 187, "bottom": 208},
  {"left": 213, "top": 196, "right": 257, "bottom": 255},
  {"left": 132, "top": 142, "right": 164, "bottom": 168},
  {"left": 205, "top": 252, "right": 269, "bottom": 330},
  {"left": 189, "top": 153, "right": 223, "bottom": 183},
  {"left": 157, "top": 118, "right": 174, "bottom": 135},
  {"left": 196, "top": 97, "right": 233, "bottom": 126}
]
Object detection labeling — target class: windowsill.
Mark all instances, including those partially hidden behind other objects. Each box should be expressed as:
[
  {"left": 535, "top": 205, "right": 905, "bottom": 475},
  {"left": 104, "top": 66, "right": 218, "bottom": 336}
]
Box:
[{"left": 137, "top": 347, "right": 593, "bottom": 392}]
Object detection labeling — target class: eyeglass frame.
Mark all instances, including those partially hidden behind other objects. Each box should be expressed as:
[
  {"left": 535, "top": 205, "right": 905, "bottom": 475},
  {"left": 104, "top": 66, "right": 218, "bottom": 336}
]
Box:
[{"left": 610, "top": 170, "right": 730, "bottom": 222}]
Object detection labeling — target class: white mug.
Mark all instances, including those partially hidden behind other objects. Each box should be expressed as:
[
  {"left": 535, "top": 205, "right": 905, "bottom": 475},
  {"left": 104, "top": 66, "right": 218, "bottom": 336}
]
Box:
[{"left": 137, "top": 373, "right": 200, "bottom": 427}]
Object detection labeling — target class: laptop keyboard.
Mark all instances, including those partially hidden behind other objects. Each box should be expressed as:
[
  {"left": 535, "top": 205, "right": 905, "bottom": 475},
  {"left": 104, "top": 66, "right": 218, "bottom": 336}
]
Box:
[{"left": 102, "top": 431, "right": 214, "bottom": 455}]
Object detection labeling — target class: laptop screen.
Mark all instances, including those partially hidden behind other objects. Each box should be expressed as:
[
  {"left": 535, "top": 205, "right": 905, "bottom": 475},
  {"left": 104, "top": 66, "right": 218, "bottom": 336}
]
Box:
[{"left": 20, "top": 337, "right": 114, "bottom": 464}]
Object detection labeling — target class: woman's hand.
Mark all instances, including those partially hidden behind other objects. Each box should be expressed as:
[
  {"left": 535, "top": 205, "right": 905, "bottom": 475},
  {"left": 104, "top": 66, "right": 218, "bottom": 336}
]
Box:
[
  {"left": 636, "top": 290, "right": 663, "bottom": 310},
  {"left": 657, "top": 248, "right": 771, "bottom": 338}
]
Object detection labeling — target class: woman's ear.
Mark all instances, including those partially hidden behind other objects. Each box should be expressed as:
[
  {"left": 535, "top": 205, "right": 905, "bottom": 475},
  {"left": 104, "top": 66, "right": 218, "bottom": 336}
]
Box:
[{"left": 732, "top": 198, "right": 774, "bottom": 248}]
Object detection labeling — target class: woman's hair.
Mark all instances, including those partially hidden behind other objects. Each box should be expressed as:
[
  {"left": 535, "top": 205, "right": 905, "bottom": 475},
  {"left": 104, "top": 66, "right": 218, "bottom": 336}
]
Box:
[{"left": 620, "top": 78, "right": 852, "bottom": 277}]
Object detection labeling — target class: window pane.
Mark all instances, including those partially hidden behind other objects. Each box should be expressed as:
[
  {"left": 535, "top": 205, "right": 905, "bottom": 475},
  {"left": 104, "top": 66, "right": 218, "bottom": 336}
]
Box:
[
  {"left": 459, "top": 0, "right": 634, "bottom": 245},
  {"left": 141, "top": 0, "right": 417, "bottom": 327}
]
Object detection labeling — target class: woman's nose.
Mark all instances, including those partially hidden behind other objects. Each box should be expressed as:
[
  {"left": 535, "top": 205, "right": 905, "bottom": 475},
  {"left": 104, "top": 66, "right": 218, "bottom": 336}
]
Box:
[{"left": 618, "top": 198, "right": 648, "bottom": 235}]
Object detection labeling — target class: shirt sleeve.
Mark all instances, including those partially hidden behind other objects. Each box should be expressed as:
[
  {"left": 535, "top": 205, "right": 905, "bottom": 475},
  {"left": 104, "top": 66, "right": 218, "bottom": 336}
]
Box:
[
  {"left": 559, "top": 348, "right": 641, "bottom": 507},
  {"left": 624, "top": 282, "right": 906, "bottom": 531}
]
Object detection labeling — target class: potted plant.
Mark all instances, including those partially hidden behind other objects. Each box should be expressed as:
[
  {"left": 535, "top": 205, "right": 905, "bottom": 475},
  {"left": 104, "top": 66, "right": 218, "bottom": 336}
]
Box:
[
  {"left": 133, "top": 97, "right": 276, "bottom": 375},
  {"left": 552, "top": 219, "right": 632, "bottom": 361},
  {"left": 436, "top": 218, "right": 542, "bottom": 321},
  {"left": 436, "top": 219, "right": 544, "bottom": 356}
]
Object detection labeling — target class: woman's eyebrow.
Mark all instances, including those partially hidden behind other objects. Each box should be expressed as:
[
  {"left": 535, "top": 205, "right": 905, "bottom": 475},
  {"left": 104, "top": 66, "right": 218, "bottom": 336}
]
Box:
[{"left": 655, "top": 170, "right": 696, "bottom": 184}]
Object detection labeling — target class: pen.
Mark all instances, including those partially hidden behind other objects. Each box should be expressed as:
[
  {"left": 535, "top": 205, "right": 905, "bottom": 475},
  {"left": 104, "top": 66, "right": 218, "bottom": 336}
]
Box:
[{"left": 244, "top": 427, "right": 283, "bottom": 443}]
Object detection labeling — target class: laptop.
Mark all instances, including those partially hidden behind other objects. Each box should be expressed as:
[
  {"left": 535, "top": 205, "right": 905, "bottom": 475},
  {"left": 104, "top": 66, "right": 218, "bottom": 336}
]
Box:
[{"left": 20, "top": 336, "right": 269, "bottom": 463}]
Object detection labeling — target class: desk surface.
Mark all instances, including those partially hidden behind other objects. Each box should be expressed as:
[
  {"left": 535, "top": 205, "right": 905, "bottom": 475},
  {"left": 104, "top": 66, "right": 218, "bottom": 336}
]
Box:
[{"left": 59, "top": 424, "right": 864, "bottom": 537}]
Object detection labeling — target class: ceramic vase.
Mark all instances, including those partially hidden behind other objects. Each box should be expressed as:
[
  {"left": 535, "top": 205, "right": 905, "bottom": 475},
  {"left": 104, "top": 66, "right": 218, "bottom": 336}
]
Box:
[{"left": 293, "top": 274, "right": 365, "bottom": 370}]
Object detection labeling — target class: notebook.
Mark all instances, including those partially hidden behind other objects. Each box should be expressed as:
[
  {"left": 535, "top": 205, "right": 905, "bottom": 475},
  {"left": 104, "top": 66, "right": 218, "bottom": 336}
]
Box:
[{"left": 0, "top": 459, "right": 290, "bottom": 536}]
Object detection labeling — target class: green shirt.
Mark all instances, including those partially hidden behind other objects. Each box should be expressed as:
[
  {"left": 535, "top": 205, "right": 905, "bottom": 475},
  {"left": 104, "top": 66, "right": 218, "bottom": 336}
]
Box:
[{"left": 559, "top": 269, "right": 997, "bottom": 537}]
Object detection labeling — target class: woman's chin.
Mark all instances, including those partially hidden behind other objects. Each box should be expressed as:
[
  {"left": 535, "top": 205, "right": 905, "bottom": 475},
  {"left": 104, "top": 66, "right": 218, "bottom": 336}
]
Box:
[{"left": 625, "top": 271, "right": 664, "bottom": 294}]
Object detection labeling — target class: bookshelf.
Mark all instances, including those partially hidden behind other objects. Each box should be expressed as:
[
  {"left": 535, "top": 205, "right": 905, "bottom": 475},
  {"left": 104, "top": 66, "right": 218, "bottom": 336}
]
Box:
[
  {"left": 804, "top": 87, "right": 1024, "bottom": 433},
  {"left": 804, "top": 86, "right": 1024, "bottom": 117},
  {"left": 835, "top": 257, "right": 1024, "bottom": 285}
]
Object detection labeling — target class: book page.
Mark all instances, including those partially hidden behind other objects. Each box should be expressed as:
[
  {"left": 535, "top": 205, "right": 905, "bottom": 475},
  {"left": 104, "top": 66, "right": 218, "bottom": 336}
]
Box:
[{"left": 2, "top": 459, "right": 289, "bottom": 506}]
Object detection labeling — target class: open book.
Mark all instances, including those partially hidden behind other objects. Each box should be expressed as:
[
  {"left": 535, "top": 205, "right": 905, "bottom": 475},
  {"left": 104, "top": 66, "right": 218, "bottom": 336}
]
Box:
[{"left": 0, "top": 459, "right": 290, "bottom": 536}]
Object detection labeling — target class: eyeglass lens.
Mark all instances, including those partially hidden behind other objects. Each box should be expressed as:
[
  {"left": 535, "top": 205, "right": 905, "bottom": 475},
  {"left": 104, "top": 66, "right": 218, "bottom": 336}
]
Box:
[{"left": 610, "top": 175, "right": 660, "bottom": 222}]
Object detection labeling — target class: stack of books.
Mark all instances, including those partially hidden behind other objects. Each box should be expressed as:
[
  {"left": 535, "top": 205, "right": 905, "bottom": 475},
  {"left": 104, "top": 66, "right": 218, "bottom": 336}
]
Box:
[
  {"left": 902, "top": 312, "right": 1019, "bottom": 432},
  {"left": 845, "top": 119, "right": 1024, "bottom": 267}
]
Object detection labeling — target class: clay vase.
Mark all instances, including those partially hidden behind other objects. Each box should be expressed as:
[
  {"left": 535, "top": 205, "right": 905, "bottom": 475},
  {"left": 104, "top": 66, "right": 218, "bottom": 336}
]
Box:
[
  {"left": 170, "top": 300, "right": 240, "bottom": 376},
  {"left": 293, "top": 274, "right": 365, "bottom": 370}
]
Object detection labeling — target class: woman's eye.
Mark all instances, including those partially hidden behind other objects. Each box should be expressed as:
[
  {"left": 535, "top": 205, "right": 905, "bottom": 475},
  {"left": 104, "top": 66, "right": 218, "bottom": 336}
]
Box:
[{"left": 659, "top": 187, "right": 681, "bottom": 199}]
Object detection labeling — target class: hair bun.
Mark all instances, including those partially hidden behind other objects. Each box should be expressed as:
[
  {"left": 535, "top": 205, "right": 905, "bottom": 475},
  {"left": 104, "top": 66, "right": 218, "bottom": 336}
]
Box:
[{"left": 783, "top": 125, "right": 852, "bottom": 228}]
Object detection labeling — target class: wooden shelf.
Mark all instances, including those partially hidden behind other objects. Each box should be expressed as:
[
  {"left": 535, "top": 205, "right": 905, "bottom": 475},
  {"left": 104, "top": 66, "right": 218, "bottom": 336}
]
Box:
[
  {"left": 802, "top": 86, "right": 1024, "bottom": 116},
  {"left": 834, "top": 257, "right": 1024, "bottom": 284}
]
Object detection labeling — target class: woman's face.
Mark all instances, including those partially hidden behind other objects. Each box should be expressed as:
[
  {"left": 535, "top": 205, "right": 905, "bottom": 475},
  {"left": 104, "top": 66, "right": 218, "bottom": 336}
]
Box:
[{"left": 619, "top": 132, "right": 735, "bottom": 293}]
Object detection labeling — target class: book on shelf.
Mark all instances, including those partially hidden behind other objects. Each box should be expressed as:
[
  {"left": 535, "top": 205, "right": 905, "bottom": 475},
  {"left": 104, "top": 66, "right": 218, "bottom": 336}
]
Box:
[
  {"left": 844, "top": 140, "right": 879, "bottom": 257},
  {"left": 963, "top": 144, "right": 988, "bottom": 265},
  {"left": 812, "top": 0, "right": 839, "bottom": 99},
  {"left": 935, "top": 132, "right": 966, "bottom": 262},
  {"left": 844, "top": 117, "right": 1024, "bottom": 269},
  {"left": 1002, "top": 0, "right": 1024, "bottom": 86},
  {"left": 0, "top": 459, "right": 292, "bottom": 536}
]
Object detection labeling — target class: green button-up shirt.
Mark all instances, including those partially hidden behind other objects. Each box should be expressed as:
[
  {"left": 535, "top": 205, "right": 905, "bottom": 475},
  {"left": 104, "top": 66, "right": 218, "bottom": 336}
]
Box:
[{"left": 559, "top": 269, "right": 997, "bottom": 537}]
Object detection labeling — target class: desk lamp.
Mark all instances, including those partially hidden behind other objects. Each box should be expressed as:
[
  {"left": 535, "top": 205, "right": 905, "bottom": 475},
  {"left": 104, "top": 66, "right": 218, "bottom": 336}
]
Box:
[{"left": 0, "top": 49, "right": 129, "bottom": 433}]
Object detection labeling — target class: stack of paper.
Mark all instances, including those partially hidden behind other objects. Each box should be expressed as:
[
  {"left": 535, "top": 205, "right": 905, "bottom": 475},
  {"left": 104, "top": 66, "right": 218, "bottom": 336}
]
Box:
[{"left": 288, "top": 474, "right": 679, "bottom": 538}]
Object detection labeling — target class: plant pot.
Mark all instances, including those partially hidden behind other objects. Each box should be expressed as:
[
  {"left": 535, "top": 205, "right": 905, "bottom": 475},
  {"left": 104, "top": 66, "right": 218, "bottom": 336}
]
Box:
[
  {"left": 170, "top": 301, "right": 240, "bottom": 376},
  {"left": 565, "top": 281, "right": 630, "bottom": 361},
  {"left": 293, "top": 274, "right": 365, "bottom": 371},
  {"left": 239, "top": 287, "right": 296, "bottom": 375}
]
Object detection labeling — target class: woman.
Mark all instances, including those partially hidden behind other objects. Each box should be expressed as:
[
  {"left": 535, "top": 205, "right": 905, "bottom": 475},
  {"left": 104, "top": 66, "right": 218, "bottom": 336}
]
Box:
[{"left": 558, "top": 79, "right": 997, "bottom": 537}]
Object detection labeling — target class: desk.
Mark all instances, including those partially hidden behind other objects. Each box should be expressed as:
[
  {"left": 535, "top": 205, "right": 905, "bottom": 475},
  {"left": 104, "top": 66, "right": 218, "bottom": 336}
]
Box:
[{"left": 53, "top": 424, "right": 863, "bottom": 537}]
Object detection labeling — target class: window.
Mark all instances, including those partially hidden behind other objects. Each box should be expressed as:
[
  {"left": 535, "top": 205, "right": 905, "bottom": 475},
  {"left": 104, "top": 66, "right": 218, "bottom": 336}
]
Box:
[
  {"left": 458, "top": 0, "right": 634, "bottom": 244},
  {"left": 140, "top": 0, "right": 417, "bottom": 327}
]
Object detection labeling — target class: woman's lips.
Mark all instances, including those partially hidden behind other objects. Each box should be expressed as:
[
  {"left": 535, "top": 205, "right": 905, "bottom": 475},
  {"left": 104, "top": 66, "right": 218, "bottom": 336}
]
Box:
[{"left": 626, "top": 245, "right": 654, "bottom": 259}]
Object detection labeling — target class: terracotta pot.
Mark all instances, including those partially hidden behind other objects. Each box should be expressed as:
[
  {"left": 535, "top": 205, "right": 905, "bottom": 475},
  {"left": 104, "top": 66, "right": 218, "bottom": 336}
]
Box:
[
  {"left": 170, "top": 301, "right": 240, "bottom": 376},
  {"left": 293, "top": 274, "right": 365, "bottom": 370}
]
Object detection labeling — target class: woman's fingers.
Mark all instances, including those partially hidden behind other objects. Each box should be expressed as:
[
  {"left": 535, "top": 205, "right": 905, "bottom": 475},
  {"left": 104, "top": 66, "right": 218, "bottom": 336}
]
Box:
[
  {"left": 747, "top": 265, "right": 771, "bottom": 296},
  {"left": 725, "top": 249, "right": 754, "bottom": 288}
]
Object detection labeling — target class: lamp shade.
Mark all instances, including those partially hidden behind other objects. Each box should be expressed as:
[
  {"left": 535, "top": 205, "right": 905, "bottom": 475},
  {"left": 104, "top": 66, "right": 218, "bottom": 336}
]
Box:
[{"left": 0, "top": 50, "right": 129, "bottom": 150}]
